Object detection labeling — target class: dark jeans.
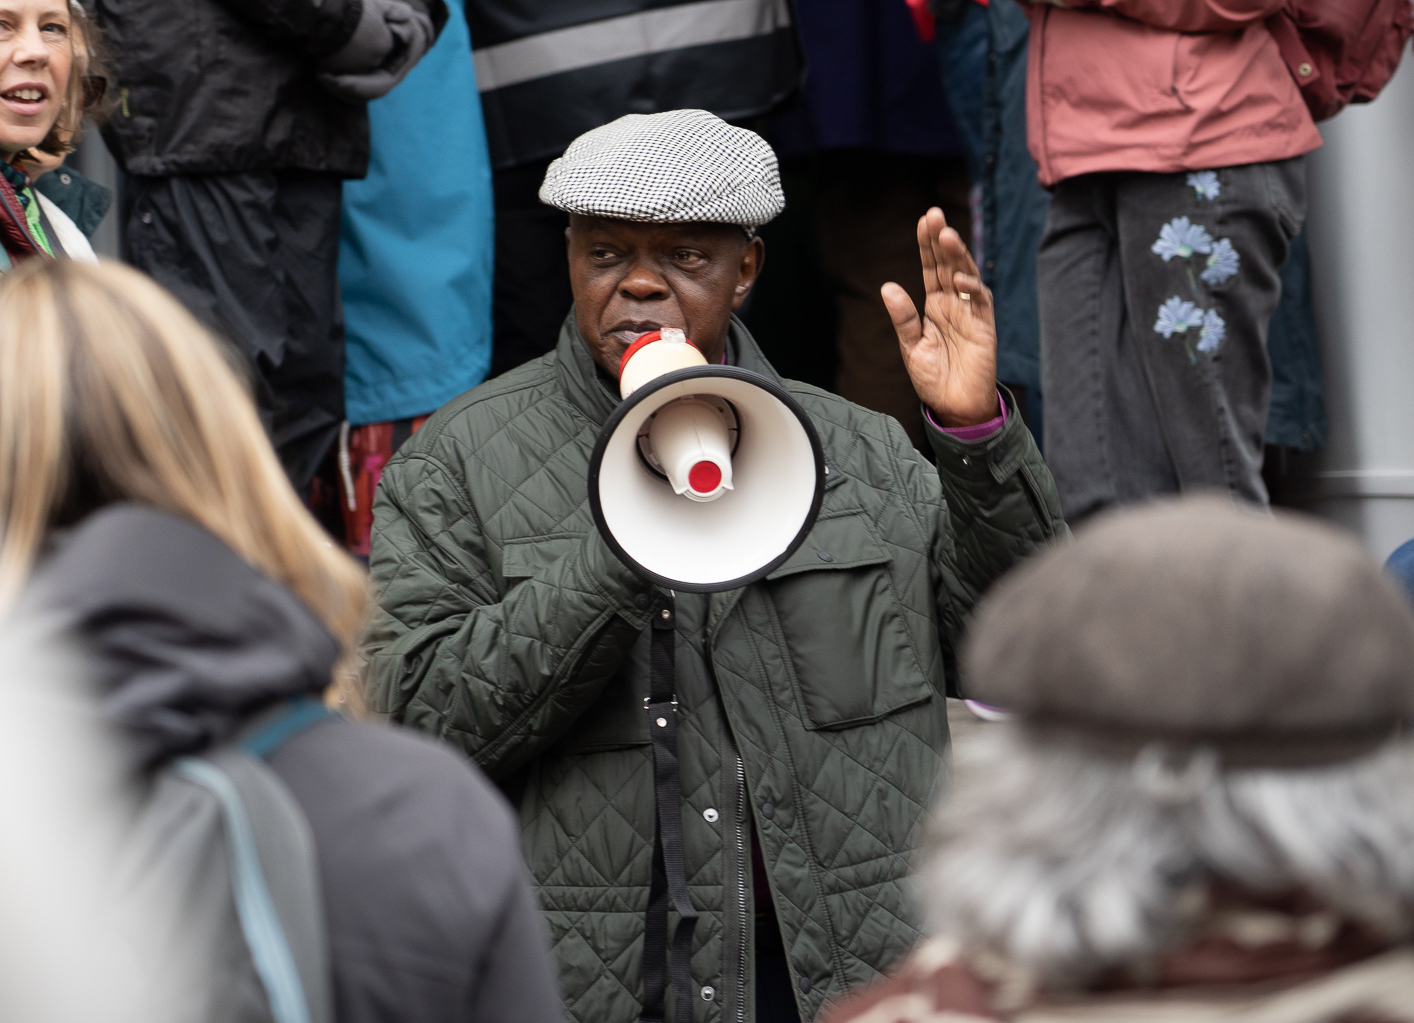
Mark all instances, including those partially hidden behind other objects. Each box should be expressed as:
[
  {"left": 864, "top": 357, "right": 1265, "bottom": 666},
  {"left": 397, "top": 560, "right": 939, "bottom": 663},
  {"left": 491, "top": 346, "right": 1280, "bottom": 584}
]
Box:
[
  {"left": 1038, "top": 157, "right": 1306, "bottom": 522},
  {"left": 123, "top": 170, "right": 345, "bottom": 491}
]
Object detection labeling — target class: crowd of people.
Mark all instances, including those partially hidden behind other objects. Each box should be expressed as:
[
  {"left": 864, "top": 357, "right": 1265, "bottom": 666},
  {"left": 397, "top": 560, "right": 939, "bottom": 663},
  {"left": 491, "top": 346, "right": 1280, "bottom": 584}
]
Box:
[{"left": 1, "top": 1, "right": 1413, "bottom": 1022}]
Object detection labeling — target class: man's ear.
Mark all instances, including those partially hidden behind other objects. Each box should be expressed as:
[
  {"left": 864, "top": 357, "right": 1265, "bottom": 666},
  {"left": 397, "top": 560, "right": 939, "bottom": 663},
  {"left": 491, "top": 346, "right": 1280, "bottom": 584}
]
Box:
[{"left": 732, "top": 236, "right": 765, "bottom": 310}]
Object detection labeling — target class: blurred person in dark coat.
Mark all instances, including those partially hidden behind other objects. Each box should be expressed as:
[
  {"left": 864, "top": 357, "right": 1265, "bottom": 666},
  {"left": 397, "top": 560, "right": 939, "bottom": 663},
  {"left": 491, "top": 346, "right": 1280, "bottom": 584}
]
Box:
[
  {"left": 93, "top": 0, "right": 447, "bottom": 495},
  {"left": 0, "top": 258, "right": 565, "bottom": 1023}
]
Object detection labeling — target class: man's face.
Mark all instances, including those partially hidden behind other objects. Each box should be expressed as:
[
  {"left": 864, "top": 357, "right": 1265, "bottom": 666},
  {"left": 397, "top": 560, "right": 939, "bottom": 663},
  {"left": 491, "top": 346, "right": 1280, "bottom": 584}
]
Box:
[{"left": 567, "top": 215, "right": 764, "bottom": 375}]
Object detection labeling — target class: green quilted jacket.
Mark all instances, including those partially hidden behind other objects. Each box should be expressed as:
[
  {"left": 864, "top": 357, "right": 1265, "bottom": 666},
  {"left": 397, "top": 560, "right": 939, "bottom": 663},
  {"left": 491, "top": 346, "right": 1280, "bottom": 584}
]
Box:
[{"left": 366, "top": 316, "right": 1067, "bottom": 1022}]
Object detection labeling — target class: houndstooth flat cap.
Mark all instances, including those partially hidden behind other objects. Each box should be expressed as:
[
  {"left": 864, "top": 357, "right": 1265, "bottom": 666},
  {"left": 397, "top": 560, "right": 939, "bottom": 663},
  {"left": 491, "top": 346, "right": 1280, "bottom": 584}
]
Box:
[{"left": 539, "top": 110, "right": 784, "bottom": 230}]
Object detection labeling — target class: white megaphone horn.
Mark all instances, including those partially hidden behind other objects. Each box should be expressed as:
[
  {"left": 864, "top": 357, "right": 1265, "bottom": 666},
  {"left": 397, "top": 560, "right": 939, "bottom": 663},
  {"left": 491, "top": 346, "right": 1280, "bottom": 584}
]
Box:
[{"left": 588, "top": 328, "right": 825, "bottom": 592}]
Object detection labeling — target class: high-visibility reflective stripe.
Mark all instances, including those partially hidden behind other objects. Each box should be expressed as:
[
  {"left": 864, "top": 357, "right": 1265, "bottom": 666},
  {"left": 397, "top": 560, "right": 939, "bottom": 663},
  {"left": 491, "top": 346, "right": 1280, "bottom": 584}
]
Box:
[{"left": 473, "top": 0, "right": 792, "bottom": 93}]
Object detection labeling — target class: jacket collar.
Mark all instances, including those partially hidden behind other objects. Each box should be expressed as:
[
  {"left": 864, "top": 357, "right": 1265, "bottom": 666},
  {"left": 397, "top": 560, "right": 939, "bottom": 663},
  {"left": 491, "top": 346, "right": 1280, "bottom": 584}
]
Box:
[{"left": 554, "top": 309, "right": 784, "bottom": 428}]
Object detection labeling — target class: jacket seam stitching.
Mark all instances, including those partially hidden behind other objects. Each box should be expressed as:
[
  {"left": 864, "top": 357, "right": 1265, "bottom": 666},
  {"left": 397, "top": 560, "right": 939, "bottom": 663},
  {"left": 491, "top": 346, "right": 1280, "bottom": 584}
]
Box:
[{"left": 751, "top": 598, "right": 852, "bottom": 994}]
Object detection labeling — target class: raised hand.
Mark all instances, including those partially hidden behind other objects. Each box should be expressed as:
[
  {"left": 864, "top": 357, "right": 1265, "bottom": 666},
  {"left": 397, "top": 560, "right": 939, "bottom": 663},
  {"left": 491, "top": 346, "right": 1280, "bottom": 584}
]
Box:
[{"left": 881, "top": 207, "right": 1000, "bottom": 428}]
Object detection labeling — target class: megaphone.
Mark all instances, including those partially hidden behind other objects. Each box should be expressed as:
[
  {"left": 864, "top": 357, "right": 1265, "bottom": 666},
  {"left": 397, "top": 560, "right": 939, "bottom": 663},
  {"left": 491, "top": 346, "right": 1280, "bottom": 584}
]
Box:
[{"left": 588, "top": 329, "right": 825, "bottom": 592}]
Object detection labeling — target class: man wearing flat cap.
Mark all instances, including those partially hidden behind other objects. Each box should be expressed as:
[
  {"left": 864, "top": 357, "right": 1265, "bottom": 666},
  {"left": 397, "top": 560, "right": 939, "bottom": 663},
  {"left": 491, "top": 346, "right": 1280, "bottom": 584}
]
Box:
[
  {"left": 825, "top": 497, "right": 1414, "bottom": 1023},
  {"left": 366, "top": 109, "right": 1067, "bottom": 1022}
]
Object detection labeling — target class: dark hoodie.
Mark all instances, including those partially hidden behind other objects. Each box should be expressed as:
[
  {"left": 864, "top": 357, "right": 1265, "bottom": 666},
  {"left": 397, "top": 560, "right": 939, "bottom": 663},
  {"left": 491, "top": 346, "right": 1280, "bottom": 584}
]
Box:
[{"left": 25, "top": 504, "right": 565, "bottom": 1023}]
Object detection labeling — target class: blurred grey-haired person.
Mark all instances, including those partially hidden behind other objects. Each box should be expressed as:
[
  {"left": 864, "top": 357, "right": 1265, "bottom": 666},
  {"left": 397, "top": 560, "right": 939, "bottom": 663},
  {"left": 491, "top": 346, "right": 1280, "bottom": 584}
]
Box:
[{"left": 824, "top": 497, "right": 1414, "bottom": 1023}]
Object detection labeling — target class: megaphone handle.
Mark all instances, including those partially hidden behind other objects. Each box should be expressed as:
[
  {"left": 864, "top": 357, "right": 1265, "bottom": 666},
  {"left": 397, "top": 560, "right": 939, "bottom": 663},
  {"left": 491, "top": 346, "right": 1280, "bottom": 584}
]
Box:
[{"left": 641, "top": 596, "right": 699, "bottom": 1023}]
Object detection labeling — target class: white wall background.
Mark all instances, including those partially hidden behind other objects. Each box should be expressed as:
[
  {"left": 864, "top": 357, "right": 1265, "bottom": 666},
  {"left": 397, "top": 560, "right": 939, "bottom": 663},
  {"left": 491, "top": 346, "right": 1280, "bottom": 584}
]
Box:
[{"left": 1287, "top": 52, "right": 1414, "bottom": 561}]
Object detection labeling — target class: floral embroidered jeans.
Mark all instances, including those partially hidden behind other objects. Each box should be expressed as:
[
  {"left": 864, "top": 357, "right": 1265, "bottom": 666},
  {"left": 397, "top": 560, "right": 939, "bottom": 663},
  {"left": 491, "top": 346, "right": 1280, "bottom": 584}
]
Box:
[{"left": 1037, "top": 157, "right": 1307, "bottom": 522}]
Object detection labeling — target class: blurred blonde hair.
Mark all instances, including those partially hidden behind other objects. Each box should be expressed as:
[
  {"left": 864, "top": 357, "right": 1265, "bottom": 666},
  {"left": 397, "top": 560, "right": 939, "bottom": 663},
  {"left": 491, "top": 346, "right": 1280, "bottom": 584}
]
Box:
[{"left": 0, "top": 259, "right": 368, "bottom": 659}]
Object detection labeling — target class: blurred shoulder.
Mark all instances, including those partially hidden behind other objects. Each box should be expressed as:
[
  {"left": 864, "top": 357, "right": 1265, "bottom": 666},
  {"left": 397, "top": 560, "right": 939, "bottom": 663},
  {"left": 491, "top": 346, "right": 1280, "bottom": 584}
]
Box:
[{"left": 272, "top": 717, "right": 519, "bottom": 856}]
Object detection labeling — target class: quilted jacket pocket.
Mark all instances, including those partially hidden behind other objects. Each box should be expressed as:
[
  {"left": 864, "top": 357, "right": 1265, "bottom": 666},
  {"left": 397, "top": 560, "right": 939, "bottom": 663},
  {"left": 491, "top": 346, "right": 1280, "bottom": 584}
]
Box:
[
  {"left": 767, "top": 515, "right": 935, "bottom": 730},
  {"left": 499, "top": 535, "right": 580, "bottom": 588}
]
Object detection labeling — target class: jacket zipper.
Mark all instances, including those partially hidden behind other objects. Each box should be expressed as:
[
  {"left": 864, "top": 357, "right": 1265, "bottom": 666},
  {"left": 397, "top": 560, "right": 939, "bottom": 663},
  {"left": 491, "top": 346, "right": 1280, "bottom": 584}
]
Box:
[{"left": 735, "top": 753, "right": 749, "bottom": 1023}]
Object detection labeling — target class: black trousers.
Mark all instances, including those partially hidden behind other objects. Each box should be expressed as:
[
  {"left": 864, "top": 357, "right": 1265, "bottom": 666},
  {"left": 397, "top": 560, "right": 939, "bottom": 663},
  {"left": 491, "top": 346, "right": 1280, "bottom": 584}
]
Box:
[
  {"left": 1037, "top": 158, "right": 1306, "bottom": 522},
  {"left": 123, "top": 170, "right": 346, "bottom": 491}
]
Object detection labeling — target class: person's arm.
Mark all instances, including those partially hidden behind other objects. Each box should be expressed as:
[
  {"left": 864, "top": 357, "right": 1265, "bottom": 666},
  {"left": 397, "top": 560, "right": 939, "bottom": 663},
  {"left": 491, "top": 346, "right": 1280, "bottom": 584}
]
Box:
[
  {"left": 212, "top": 0, "right": 447, "bottom": 100},
  {"left": 883, "top": 209, "right": 1068, "bottom": 695},
  {"left": 365, "top": 447, "right": 655, "bottom": 781},
  {"left": 209, "top": 0, "right": 368, "bottom": 58},
  {"left": 1035, "top": 0, "right": 1284, "bottom": 32},
  {"left": 926, "top": 390, "right": 1065, "bottom": 639}
]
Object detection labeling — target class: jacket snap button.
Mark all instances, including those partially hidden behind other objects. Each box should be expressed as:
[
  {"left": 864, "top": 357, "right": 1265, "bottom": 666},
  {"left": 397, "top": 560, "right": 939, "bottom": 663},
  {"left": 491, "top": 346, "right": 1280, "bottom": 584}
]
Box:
[
  {"left": 140, "top": 211, "right": 153, "bottom": 224},
  {"left": 1298, "top": 62, "right": 1313, "bottom": 77},
  {"left": 701, "top": 986, "right": 715, "bottom": 1001},
  {"left": 660, "top": 608, "right": 671, "bottom": 620},
  {"left": 798, "top": 976, "right": 812, "bottom": 994},
  {"left": 960, "top": 456, "right": 971, "bottom": 467},
  {"left": 59, "top": 173, "right": 70, "bottom": 185},
  {"left": 816, "top": 550, "right": 833, "bottom": 563},
  {"left": 761, "top": 802, "right": 775, "bottom": 820},
  {"left": 634, "top": 594, "right": 650, "bottom": 610},
  {"left": 656, "top": 717, "right": 667, "bottom": 728},
  {"left": 703, "top": 807, "right": 719, "bottom": 822}
]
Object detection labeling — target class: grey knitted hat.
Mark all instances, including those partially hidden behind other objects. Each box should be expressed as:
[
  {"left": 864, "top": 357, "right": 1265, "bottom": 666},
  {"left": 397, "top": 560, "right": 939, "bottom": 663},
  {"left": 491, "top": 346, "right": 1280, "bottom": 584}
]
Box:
[
  {"left": 963, "top": 497, "right": 1414, "bottom": 767},
  {"left": 539, "top": 110, "right": 785, "bottom": 229}
]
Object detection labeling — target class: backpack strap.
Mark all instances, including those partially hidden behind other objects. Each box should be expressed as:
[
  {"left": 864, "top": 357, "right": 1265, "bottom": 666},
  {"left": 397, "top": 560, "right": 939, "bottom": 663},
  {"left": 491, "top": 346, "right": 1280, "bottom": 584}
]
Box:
[
  {"left": 173, "top": 756, "right": 323, "bottom": 1023},
  {"left": 170, "top": 696, "right": 340, "bottom": 1023},
  {"left": 242, "top": 696, "right": 339, "bottom": 760}
]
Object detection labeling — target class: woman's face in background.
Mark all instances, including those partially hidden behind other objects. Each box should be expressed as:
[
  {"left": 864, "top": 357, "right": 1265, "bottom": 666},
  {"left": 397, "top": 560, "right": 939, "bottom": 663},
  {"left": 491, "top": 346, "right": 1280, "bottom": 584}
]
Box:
[{"left": 0, "top": 1, "right": 70, "bottom": 156}]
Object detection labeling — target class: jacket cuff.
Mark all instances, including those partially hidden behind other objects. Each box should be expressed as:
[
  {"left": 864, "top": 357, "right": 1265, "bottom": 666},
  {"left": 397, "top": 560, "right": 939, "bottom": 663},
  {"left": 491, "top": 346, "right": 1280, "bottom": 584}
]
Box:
[
  {"left": 925, "top": 385, "right": 1033, "bottom": 484},
  {"left": 924, "top": 390, "right": 1007, "bottom": 441}
]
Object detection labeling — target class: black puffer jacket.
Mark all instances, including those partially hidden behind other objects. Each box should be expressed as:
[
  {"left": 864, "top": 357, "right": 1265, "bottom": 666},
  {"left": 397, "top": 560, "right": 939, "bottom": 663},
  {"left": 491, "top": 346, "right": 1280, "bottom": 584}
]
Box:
[
  {"left": 94, "top": 0, "right": 447, "bottom": 178},
  {"left": 25, "top": 504, "right": 563, "bottom": 1023}
]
